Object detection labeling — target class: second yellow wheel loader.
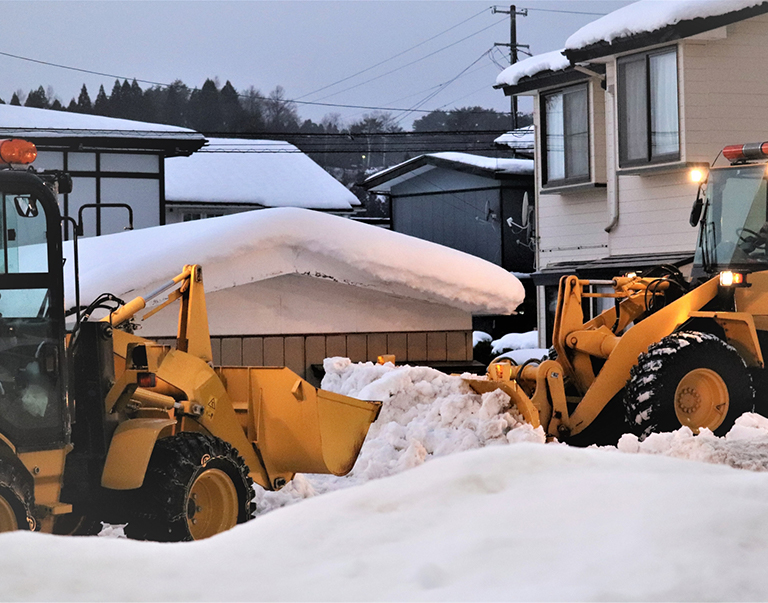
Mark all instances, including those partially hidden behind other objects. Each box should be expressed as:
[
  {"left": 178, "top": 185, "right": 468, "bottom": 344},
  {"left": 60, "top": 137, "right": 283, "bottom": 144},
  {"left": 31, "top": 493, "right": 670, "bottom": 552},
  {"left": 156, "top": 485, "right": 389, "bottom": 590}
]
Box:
[
  {"left": 0, "top": 140, "right": 381, "bottom": 541},
  {"left": 468, "top": 142, "right": 768, "bottom": 445}
]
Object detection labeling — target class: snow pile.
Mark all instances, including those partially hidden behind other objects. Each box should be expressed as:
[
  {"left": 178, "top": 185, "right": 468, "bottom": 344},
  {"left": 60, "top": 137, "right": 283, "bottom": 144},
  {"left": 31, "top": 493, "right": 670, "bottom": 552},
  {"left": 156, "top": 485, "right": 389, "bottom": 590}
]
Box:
[
  {"left": 495, "top": 49, "right": 569, "bottom": 87},
  {"left": 252, "top": 357, "right": 545, "bottom": 515},
  {"left": 65, "top": 207, "right": 525, "bottom": 315},
  {"left": 7, "top": 442, "right": 768, "bottom": 600},
  {"left": 165, "top": 137, "right": 360, "bottom": 209},
  {"left": 565, "top": 0, "right": 768, "bottom": 51},
  {"left": 473, "top": 330, "right": 492, "bottom": 347},
  {"left": 491, "top": 329, "right": 538, "bottom": 354},
  {"left": 617, "top": 413, "right": 768, "bottom": 472}
]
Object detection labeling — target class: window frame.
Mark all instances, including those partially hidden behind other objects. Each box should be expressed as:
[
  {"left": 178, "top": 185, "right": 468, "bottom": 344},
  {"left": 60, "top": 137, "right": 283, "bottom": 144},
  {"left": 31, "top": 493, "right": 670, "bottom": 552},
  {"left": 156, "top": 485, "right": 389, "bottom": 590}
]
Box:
[
  {"left": 540, "top": 83, "right": 591, "bottom": 188},
  {"left": 617, "top": 45, "right": 680, "bottom": 168}
]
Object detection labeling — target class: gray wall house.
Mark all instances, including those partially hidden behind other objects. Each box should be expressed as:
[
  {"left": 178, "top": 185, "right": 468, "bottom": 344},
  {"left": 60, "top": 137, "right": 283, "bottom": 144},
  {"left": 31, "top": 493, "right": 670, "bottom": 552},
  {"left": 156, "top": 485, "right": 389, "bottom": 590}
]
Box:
[
  {"left": 364, "top": 152, "right": 535, "bottom": 274},
  {"left": 0, "top": 104, "right": 205, "bottom": 238}
]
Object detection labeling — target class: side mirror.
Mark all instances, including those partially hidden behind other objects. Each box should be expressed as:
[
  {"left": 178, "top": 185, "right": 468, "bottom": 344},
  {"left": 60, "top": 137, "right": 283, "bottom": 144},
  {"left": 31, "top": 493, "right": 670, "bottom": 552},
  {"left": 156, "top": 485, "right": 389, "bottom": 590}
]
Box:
[
  {"left": 14, "top": 195, "right": 38, "bottom": 218},
  {"left": 689, "top": 186, "right": 704, "bottom": 227}
]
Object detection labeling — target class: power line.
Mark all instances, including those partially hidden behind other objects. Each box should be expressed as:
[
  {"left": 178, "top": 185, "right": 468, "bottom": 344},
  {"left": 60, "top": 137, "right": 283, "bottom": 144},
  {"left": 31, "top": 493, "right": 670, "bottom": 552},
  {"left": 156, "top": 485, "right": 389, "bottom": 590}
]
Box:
[
  {"left": 0, "top": 48, "right": 509, "bottom": 116},
  {"left": 312, "top": 18, "right": 507, "bottom": 102},
  {"left": 296, "top": 6, "right": 490, "bottom": 100},
  {"left": 523, "top": 7, "right": 608, "bottom": 16}
]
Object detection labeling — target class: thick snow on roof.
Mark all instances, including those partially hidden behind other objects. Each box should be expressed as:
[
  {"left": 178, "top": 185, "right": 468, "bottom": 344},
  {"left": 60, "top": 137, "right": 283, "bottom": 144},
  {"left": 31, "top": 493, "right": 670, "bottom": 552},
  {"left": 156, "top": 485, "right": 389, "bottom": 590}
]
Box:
[
  {"left": 495, "top": 49, "right": 569, "bottom": 87},
  {"left": 66, "top": 207, "right": 524, "bottom": 315},
  {"left": 565, "top": 0, "right": 768, "bottom": 51},
  {"left": 5, "top": 409, "right": 768, "bottom": 599},
  {"left": 494, "top": 125, "right": 534, "bottom": 151},
  {"left": 0, "top": 103, "right": 202, "bottom": 140},
  {"left": 165, "top": 138, "right": 359, "bottom": 209}
]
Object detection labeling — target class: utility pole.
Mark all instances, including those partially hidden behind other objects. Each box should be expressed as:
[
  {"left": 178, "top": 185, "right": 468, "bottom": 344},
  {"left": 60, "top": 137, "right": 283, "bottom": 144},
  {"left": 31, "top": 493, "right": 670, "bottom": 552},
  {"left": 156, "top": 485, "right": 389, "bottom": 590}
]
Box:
[{"left": 493, "top": 5, "right": 528, "bottom": 130}]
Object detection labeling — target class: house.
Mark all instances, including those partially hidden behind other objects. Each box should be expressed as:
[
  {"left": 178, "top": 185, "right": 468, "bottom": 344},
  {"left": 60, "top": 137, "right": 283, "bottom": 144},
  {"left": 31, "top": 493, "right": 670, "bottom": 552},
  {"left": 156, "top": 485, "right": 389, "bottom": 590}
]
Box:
[
  {"left": 494, "top": 125, "right": 535, "bottom": 158},
  {"left": 0, "top": 103, "right": 205, "bottom": 238},
  {"left": 164, "top": 138, "right": 360, "bottom": 223},
  {"left": 494, "top": 0, "right": 768, "bottom": 342},
  {"left": 364, "top": 152, "right": 536, "bottom": 333},
  {"left": 68, "top": 207, "right": 524, "bottom": 384},
  {"left": 363, "top": 152, "right": 534, "bottom": 273}
]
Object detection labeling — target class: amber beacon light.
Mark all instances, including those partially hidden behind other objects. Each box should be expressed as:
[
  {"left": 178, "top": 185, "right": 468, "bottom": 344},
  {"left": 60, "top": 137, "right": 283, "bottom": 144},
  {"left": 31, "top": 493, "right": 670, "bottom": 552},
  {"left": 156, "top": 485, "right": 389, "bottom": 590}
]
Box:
[{"left": 0, "top": 139, "right": 37, "bottom": 165}]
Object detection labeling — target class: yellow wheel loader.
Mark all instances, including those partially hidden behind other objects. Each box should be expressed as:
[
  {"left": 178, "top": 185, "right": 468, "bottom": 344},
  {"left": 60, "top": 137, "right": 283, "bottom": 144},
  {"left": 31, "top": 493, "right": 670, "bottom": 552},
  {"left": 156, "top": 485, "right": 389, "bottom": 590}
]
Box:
[
  {"left": 467, "top": 142, "right": 768, "bottom": 445},
  {"left": 0, "top": 140, "right": 380, "bottom": 540}
]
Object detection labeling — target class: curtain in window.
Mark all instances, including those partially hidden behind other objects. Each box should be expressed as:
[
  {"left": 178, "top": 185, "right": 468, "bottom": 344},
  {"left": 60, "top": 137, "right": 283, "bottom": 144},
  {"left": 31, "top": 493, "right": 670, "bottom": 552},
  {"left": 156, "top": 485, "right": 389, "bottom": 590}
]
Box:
[
  {"left": 650, "top": 50, "right": 679, "bottom": 157},
  {"left": 618, "top": 56, "right": 648, "bottom": 163},
  {"left": 565, "top": 88, "right": 589, "bottom": 178},
  {"left": 545, "top": 94, "right": 565, "bottom": 181}
]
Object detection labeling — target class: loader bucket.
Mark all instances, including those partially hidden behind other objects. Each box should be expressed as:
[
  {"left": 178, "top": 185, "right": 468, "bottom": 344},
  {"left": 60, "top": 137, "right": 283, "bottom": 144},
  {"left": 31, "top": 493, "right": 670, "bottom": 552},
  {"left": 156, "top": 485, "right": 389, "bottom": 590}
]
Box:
[
  {"left": 219, "top": 367, "right": 381, "bottom": 478},
  {"left": 464, "top": 377, "right": 541, "bottom": 428}
]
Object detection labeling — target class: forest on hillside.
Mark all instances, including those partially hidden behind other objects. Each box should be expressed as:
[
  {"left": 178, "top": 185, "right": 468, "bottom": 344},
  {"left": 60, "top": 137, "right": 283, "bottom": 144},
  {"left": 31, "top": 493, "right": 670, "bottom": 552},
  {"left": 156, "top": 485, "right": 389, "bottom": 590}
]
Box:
[{"left": 5, "top": 78, "right": 526, "bottom": 135}]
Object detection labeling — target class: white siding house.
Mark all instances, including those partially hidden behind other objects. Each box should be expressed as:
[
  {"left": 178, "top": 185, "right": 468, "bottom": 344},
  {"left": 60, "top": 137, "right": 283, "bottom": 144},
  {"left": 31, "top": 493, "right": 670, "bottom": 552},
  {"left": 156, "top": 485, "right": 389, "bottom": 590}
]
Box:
[
  {"left": 495, "top": 0, "right": 768, "bottom": 342},
  {"left": 0, "top": 104, "right": 205, "bottom": 238}
]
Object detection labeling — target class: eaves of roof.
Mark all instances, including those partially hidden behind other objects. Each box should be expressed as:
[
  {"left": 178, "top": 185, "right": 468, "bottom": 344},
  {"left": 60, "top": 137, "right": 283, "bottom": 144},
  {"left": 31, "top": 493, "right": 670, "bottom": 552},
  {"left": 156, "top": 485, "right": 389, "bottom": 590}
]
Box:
[
  {"left": 5, "top": 130, "right": 206, "bottom": 158},
  {"left": 564, "top": 2, "right": 768, "bottom": 63},
  {"left": 496, "top": 66, "right": 600, "bottom": 96}
]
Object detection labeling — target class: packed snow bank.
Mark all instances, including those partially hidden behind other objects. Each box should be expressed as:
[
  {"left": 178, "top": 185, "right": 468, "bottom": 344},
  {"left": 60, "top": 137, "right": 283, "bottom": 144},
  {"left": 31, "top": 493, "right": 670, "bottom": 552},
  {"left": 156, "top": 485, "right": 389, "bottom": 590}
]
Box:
[
  {"left": 565, "top": 0, "right": 768, "bottom": 51},
  {"left": 6, "top": 443, "right": 768, "bottom": 601},
  {"left": 65, "top": 207, "right": 525, "bottom": 315},
  {"left": 165, "top": 138, "right": 360, "bottom": 209}
]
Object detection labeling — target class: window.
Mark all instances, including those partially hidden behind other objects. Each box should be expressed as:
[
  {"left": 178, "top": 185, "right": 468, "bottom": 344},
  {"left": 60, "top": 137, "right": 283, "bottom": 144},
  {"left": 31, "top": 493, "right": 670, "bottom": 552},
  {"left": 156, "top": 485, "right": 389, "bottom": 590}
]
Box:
[
  {"left": 542, "top": 84, "right": 589, "bottom": 185},
  {"left": 618, "top": 46, "right": 679, "bottom": 166}
]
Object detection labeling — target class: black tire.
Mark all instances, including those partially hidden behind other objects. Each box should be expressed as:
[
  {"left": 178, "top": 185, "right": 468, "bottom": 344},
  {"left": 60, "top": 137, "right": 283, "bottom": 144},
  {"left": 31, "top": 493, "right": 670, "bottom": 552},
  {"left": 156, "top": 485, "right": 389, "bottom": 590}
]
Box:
[
  {"left": 0, "top": 456, "right": 36, "bottom": 532},
  {"left": 123, "top": 433, "right": 255, "bottom": 542},
  {"left": 624, "top": 331, "right": 754, "bottom": 439}
]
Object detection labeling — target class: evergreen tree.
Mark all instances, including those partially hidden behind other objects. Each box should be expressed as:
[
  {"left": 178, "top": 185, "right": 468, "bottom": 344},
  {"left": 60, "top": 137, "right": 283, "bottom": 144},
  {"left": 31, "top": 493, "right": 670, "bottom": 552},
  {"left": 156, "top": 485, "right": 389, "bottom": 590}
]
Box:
[
  {"left": 76, "top": 84, "right": 92, "bottom": 113},
  {"left": 220, "top": 80, "right": 244, "bottom": 132},
  {"left": 239, "top": 86, "right": 265, "bottom": 132},
  {"left": 10, "top": 93, "right": 20, "bottom": 106},
  {"left": 108, "top": 80, "right": 123, "bottom": 117},
  {"left": 50, "top": 99, "right": 63, "bottom": 111},
  {"left": 24, "top": 86, "right": 49, "bottom": 109},
  {"left": 162, "top": 80, "right": 190, "bottom": 126},
  {"left": 94, "top": 85, "right": 109, "bottom": 115},
  {"left": 67, "top": 98, "right": 77, "bottom": 112},
  {"left": 188, "top": 79, "right": 222, "bottom": 132}
]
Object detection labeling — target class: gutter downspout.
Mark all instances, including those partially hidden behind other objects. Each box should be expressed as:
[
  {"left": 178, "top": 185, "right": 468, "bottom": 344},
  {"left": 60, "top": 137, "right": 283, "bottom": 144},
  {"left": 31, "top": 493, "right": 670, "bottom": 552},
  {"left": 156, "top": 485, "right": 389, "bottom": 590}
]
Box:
[{"left": 605, "top": 82, "right": 619, "bottom": 233}]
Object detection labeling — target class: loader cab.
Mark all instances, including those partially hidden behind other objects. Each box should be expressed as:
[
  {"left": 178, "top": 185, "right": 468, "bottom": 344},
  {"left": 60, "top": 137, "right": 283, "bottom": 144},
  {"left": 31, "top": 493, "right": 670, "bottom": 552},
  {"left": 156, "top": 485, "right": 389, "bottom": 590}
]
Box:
[
  {"left": 693, "top": 143, "right": 768, "bottom": 277},
  {"left": 0, "top": 144, "right": 67, "bottom": 453}
]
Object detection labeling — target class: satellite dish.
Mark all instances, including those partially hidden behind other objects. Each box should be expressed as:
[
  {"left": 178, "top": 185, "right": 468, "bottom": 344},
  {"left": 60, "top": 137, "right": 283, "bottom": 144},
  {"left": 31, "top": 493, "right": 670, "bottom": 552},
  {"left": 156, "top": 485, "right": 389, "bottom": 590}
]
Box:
[{"left": 520, "top": 191, "right": 530, "bottom": 228}]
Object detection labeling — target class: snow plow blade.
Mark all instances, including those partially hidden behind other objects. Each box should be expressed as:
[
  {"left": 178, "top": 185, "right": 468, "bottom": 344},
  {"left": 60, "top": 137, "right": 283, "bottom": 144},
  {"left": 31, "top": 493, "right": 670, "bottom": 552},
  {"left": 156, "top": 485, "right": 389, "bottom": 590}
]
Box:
[{"left": 220, "top": 367, "right": 381, "bottom": 479}]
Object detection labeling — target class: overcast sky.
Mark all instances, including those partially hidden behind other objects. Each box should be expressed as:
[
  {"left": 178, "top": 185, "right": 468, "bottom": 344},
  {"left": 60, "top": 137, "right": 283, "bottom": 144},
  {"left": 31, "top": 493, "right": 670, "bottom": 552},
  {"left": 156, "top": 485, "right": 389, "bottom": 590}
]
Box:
[{"left": 1, "top": 0, "right": 632, "bottom": 129}]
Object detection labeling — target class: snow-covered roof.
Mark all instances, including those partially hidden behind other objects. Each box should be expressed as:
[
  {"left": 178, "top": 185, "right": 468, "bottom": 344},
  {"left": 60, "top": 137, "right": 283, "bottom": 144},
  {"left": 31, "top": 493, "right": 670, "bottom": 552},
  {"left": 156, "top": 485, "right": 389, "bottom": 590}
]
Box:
[
  {"left": 164, "top": 138, "right": 359, "bottom": 210},
  {"left": 365, "top": 152, "right": 533, "bottom": 192},
  {"left": 494, "top": 126, "right": 534, "bottom": 152},
  {"left": 495, "top": 49, "right": 569, "bottom": 88},
  {"left": 565, "top": 0, "right": 768, "bottom": 53},
  {"left": 66, "top": 207, "right": 524, "bottom": 315},
  {"left": 0, "top": 103, "right": 202, "bottom": 141}
]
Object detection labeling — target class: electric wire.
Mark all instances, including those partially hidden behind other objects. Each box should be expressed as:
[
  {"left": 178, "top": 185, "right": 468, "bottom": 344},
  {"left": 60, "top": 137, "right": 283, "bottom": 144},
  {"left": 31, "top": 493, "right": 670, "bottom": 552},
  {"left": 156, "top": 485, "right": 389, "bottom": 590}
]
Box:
[{"left": 296, "top": 6, "right": 490, "bottom": 100}]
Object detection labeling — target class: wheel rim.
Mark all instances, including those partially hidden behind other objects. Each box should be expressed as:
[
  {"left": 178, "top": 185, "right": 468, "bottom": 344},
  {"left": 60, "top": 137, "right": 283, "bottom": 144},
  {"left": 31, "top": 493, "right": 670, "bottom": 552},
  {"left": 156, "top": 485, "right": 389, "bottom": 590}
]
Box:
[
  {"left": 0, "top": 495, "right": 19, "bottom": 533},
  {"left": 674, "top": 368, "right": 729, "bottom": 432},
  {"left": 186, "top": 468, "right": 239, "bottom": 540}
]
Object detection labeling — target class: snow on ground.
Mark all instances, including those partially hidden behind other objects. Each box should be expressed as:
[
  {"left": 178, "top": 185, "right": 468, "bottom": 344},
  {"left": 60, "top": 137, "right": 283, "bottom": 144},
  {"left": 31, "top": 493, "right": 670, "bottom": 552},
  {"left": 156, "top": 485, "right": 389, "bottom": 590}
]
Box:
[
  {"left": 6, "top": 424, "right": 768, "bottom": 600},
  {"left": 6, "top": 360, "right": 768, "bottom": 599},
  {"left": 565, "top": 0, "right": 768, "bottom": 51},
  {"left": 64, "top": 207, "right": 525, "bottom": 316},
  {"left": 165, "top": 138, "right": 359, "bottom": 210}
]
